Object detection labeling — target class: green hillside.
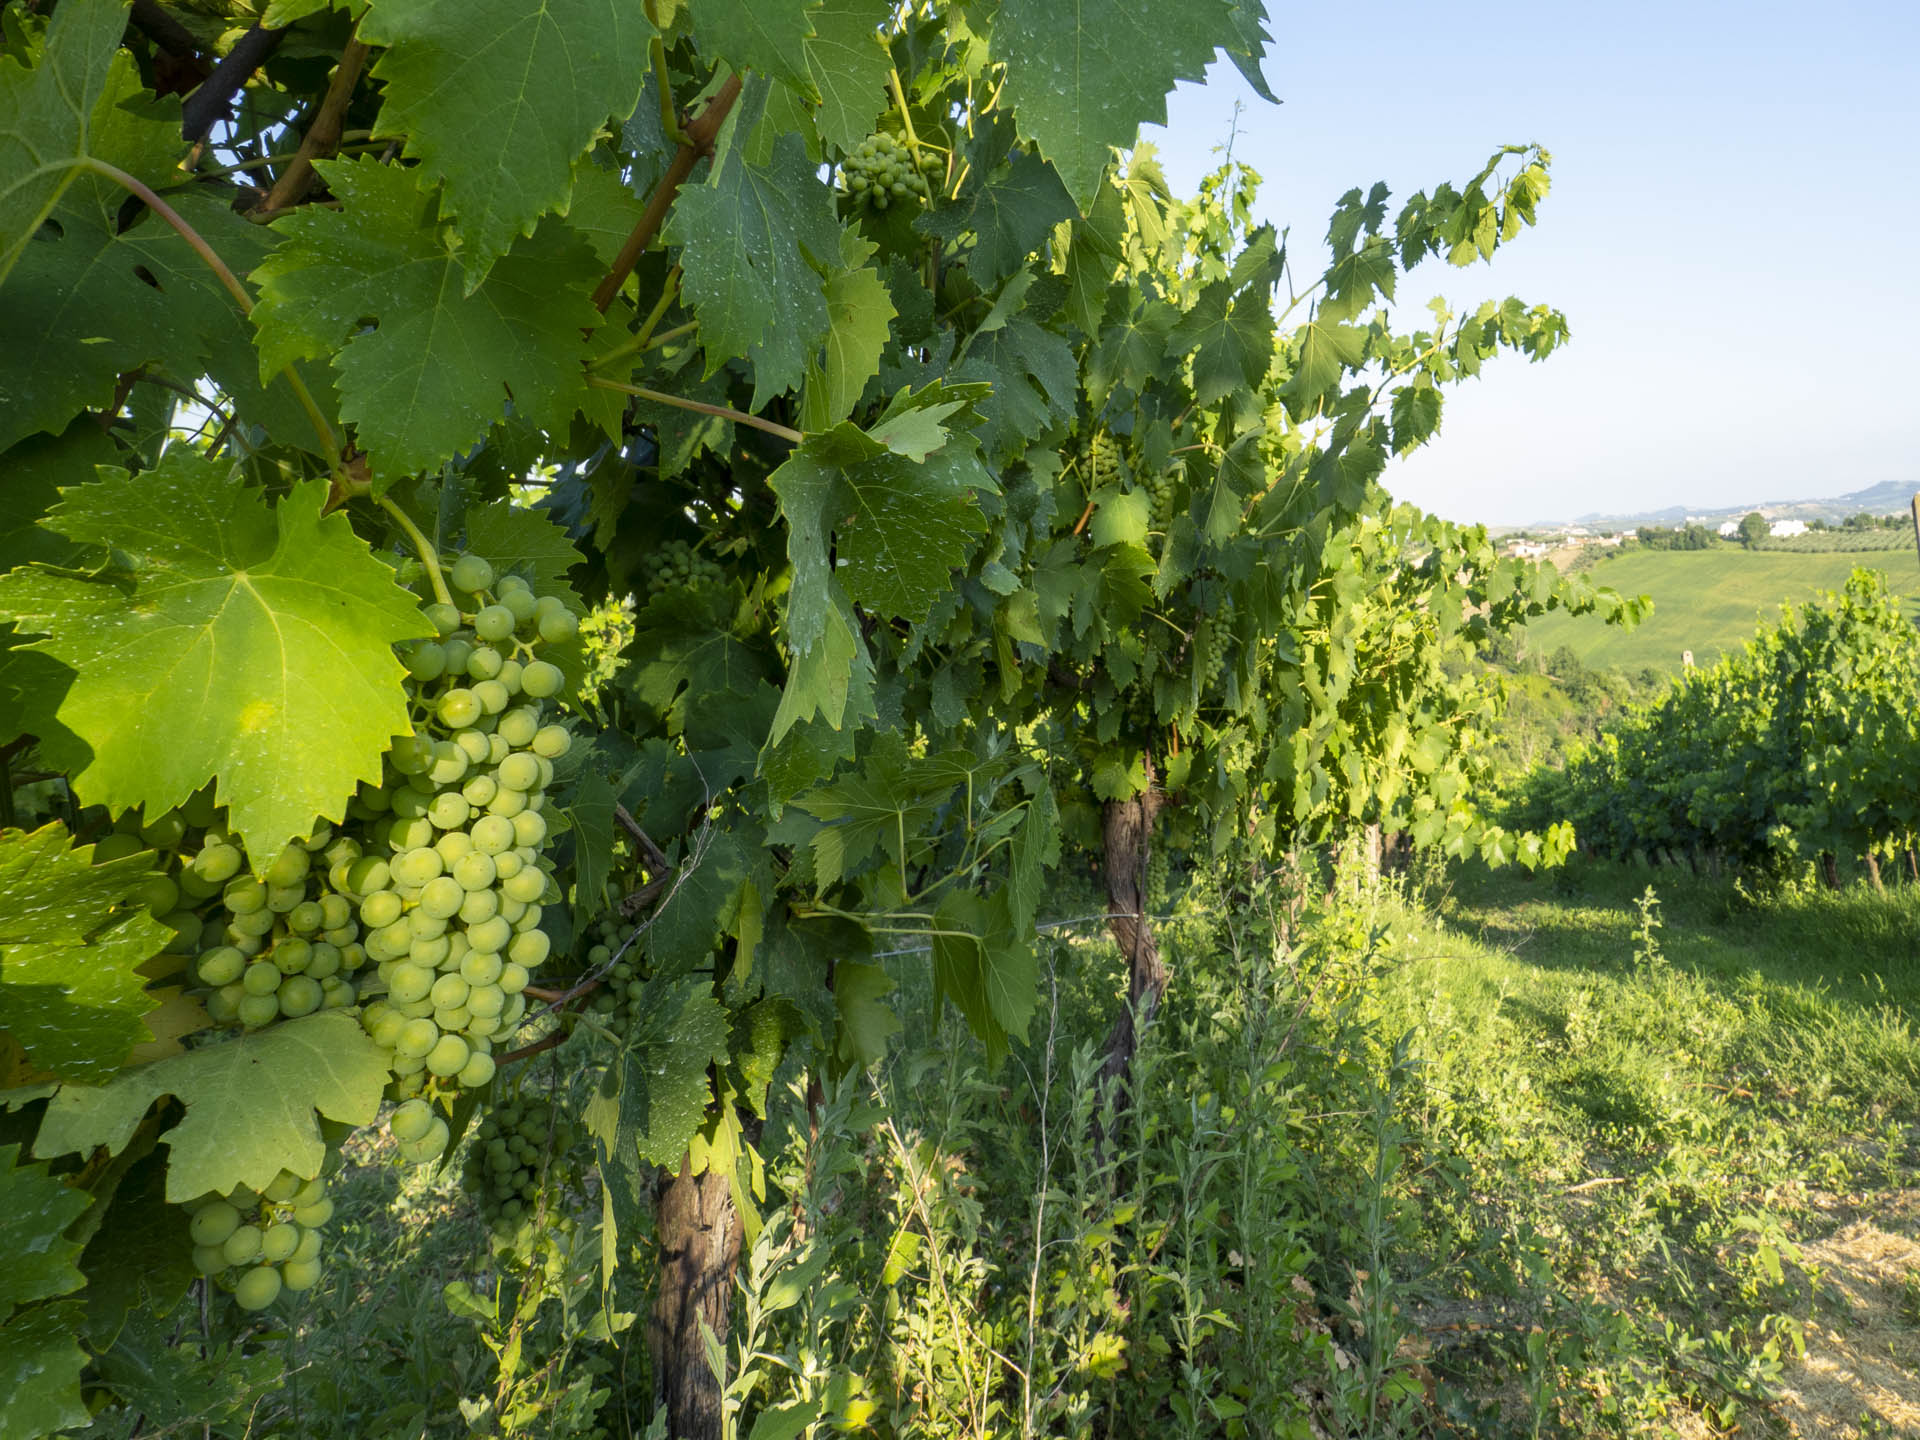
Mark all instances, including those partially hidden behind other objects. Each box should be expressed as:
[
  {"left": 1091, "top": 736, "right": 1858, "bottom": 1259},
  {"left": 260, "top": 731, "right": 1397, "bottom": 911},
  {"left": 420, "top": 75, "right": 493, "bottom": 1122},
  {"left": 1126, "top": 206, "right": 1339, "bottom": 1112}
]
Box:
[{"left": 1523, "top": 546, "right": 1920, "bottom": 672}]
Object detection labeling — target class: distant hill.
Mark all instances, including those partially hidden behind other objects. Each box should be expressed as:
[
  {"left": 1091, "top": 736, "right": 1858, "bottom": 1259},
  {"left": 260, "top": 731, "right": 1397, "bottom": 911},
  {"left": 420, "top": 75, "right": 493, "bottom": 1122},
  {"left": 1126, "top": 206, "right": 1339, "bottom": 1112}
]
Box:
[
  {"left": 1521, "top": 479, "right": 1918, "bottom": 534},
  {"left": 1521, "top": 547, "right": 1920, "bottom": 674}
]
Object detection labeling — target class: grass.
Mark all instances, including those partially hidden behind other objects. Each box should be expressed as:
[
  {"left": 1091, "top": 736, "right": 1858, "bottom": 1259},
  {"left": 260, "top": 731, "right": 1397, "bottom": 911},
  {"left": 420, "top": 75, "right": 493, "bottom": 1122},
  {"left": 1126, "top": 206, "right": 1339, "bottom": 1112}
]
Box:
[
  {"left": 1364, "top": 859, "right": 1920, "bottom": 1435},
  {"left": 1521, "top": 547, "right": 1920, "bottom": 673}
]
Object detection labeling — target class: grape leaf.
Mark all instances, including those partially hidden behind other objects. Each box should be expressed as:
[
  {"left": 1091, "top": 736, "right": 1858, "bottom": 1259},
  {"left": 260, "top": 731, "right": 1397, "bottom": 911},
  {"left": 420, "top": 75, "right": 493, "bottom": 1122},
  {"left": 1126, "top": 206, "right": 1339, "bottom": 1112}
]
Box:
[
  {"left": 0, "top": 0, "right": 125, "bottom": 286},
  {"left": 1286, "top": 316, "right": 1368, "bottom": 410},
  {"left": 692, "top": 0, "right": 820, "bottom": 102},
  {"left": 464, "top": 502, "right": 587, "bottom": 612},
  {"left": 802, "top": 237, "right": 895, "bottom": 430},
  {"left": 832, "top": 959, "right": 899, "bottom": 1070},
  {"left": 803, "top": 0, "right": 892, "bottom": 154},
  {"left": 917, "top": 148, "right": 1075, "bottom": 286},
  {"left": 767, "top": 449, "right": 868, "bottom": 745},
  {"left": 666, "top": 131, "right": 841, "bottom": 409},
  {"left": 33, "top": 1013, "right": 389, "bottom": 1200},
  {"left": 955, "top": 315, "right": 1077, "bottom": 461},
  {"left": 583, "top": 975, "right": 728, "bottom": 1170},
  {"left": 0, "top": 1299, "right": 88, "bottom": 1440},
  {"left": 0, "top": 424, "right": 106, "bottom": 572},
  {"left": 1222, "top": 0, "right": 1278, "bottom": 103},
  {"left": 0, "top": 1143, "right": 91, "bottom": 1317},
  {"left": 251, "top": 157, "right": 604, "bottom": 481},
  {"left": 991, "top": 0, "right": 1234, "bottom": 209},
  {"left": 360, "top": 0, "right": 652, "bottom": 285},
  {"left": 0, "top": 824, "right": 173, "bottom": 1084},
  {"left": 0, "top": 457, "right": 431, "bottom": 861}
]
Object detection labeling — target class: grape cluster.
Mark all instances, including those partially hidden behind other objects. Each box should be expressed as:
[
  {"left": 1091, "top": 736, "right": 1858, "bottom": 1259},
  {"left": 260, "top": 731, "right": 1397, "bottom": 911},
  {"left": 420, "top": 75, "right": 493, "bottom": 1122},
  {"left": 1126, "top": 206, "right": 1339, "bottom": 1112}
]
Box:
[
  {"left": 344, "top": 553, "right": 575, "bottom": 1164},
  {"left": 579, "top": 913, "right": 646, "bottom": 1029},
  {"left": 463, "top": 1096, "right": 583, "bottom": 1239},
  {"left": 1142, "top": 465, "right": 1181, "bottom": 529},
  {"left": 1198, "top": 600, "right": 1236, "bottom": 692},
  {"left": 1085, "top": 430, "right": 1124, "bottom": 486},
  {"left": 646, "top": 540, "right": 724, "bottom": 597},
  {"left": 841, "top": 131, "right": 941, "bottom": 211},
  {"left": 185, "top": 1169, "right": 336, "bottom": 1311}
]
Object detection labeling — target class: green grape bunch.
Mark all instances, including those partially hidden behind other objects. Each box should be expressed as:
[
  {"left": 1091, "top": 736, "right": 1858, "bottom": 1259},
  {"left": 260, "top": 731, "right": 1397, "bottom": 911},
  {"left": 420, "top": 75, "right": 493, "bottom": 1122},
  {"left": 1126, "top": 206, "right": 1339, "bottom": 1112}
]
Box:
[
  {"left": 342, "top": 552, "right": 577, "bottom": 1166},
  {"left": 840, "top": 131, "right": 941, "bottom": 211},
  {"left": 577, "top": 912, "right": 646, "bottom": 1030},
  {"left": 646, "top": 539, "right": 724, "bottom": 597},
  {"left": 462, "top": 1096, "right": 584, "bottom": 1242},
  {"left": 1143, "top": 463, "right": 1182, "bottom": 529},
  {"left": 185, "top": 1168, "right": 336, "bottom": 1311},
  {"left": 1085, "top": 429, "right": 1124, "bottom": 487}
]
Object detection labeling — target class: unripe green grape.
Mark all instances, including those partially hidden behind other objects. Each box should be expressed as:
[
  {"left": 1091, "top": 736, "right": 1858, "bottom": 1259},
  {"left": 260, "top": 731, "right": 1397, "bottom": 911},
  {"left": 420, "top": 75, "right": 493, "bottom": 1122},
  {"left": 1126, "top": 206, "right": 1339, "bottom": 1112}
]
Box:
[
  {"left": 424, "top": 601, "right": 462, "bottom": 636},
  {"left": 206, "top": 985, "right": 243, "bottom": 1023},
  {"left": 496, "top": 660, "right": 524, "bottom": 696},
  {"left": 485, "top": 732, "right": 511, "bottom": 764},
  {"left": 449, "top": 554, "right": 495, "bottom": 594},
  {"left": 134, "top": 873, "right": 178, "bottom": 917},
  {"left": 139, "top": 811, "right": 188, "bottom": 850},
  {"left": 222, "top": 1225, "right": 264, "bottom": 1266},
  {"left": 451, "top": 851, "right": 496, "bottom": 892},
  {"left": 234, "top": 1264, "right": 282, "bottom": 1311},
  {"left": 280, "top": 1257, "right": 323, "bottom": 1292},
  {"left": 346, "top": 856, "right": 392, "bottom": 895},
  {"left": 465, "top": 646, "right": 504, "bottom": 682},
  {"left": 507, "top": 928, "right": 549, "bottom": 967},
  {"left": 457, "top": 1050, "right": 497, "bottom": 1088},
  {"left": 391, "top": 1097, "right": 434, "bottom": 1141},
  {"left": 501, "top": 586, "right": 538, "bottom": 623},
  {"left": 521, "top": 661, "right": 563, "bottom": 699},
  {"left": 470, "top": 815, "right": 515, "bottom": 855},
  {"left": 178, "top": 868, "right": 222, "bottom": 902},
  {"left": 485, "top": 787, "right": 527, "bottom": 819},
  {"left": 438, "top": 688, "right": 482, "bottom": 728},
  {"left": 369, "top": 1009, "right": 406, "bottom": 1048},
  {"left": 516, "top": 903, "right": 542, "bottom": 933},
  {"left": 389, "top": 818, "right": 435, "bottom": 852},
  {"left": 531, "top": 725, "right": 571, "bottom": 759},
  {"left": 464, "top": 1012, "right": 502, "bottom": 1039},
  {"left": 224, "top": 879, "right": 268, "bottom": 916},
  {"left": 198, "top": 946, "right": 246, "bottom": 987},
  {"left": 426, "top": 1034, "right": 470, "bottom": 1077},
  {"left": 291, "top": 1226, "right": 322, "bottom": 1264},
  {"left": 498, "top": 708, "right": 540, "bottom": 748},
  {"left": 511, "top": 811, "right": 548, "bottom": 849},
  {"left": 435, "top": 1004, "right": 471, "bottom": 1031},
  {"left": 404, "top": 640, "right": 447, "bottom": 681},
  {"left": 274, "top": 938, "right": 312, "bottom": 975},
  {"left": 429, "top": 972, "right": 470, "bottom": 1010},
  {"left": 360, "top": 891, "right": 403, "bottom": 929},
  {"left": 388, "top": 962, "right": 434, "bottom": 1005},
  {"left": 242, "top": 961, "right": 282, "bottom": 998},
  {"left": 264, "top": 883, "right": 305, "bottom": 914},
  {"left": 396, "top": 1017, "right": 440, "bottom": 1059},
  {"left": 402, "top": 1118, "right": 450, "bottom": 1165},
  {"left": 285, "top": 901, "right": 323, "bottom": 936},
  {"left": 497, "top": 895, "right": 526, "bottom": 925},
  {"left": 427, "top": 793, "right": 470, "bottom": 831},
  {"left": 466, "top": 915, "right": 512, "bottom": 955},
  {"left": 501, "top": 866, "right": 546, "bottom": 905},
  {"left": 260, "top": 1222, "right": 301, "bottom": 1263},
  {"left": 473, "top": 605, "right": 516, "bottom": 642},
  {"left": 499, "top": 961, "right": 529, "bottom": 995},
  {"left": 306, "top": 943, "right": 342, "bottom": 980},
  {"left": 278, "top": 975, "right": 323, "bottom": 1017},
  {"left": 193, "top": 1243, "right": 227, "bottom": 1275},
  {"left": 292, "top": 1196, "right": 334, "bottom": 1228},
  {"left": 472, "top": 679, "right": 511, "bottom": 715},
  {"left": 462, "top": 774, "right": 498, "bottom": 808},
  {"left": 340, "top": 942, "right": 368, "bottom": 972},
  {"left": 393, "top": 847, "right": 443, "bottom": 887},
  {"left": 492, "top": 753, "right": 536, "bottom": 795},
  {"left": 537, "top": 608, "right": 578, "bottom": 644},
  {"left": 190, "top": 1200, "right": 242, "bottom": 1246},
  {"left": 428, "top": 740, "right": 469, "bottom": 786},
  {"left": 467, "top": 983, "right": 505, "bottom": 1018},
  {"left": 193, "top": 843, "right": 243, "bottom": 883},
  {"left": 460, "top": 951, "right": 502, "bottom": 986},
  {"left": 390, "top": 787, "right": 430, "bottom": 819},
  {"left": 264, "top": 846, "right": 309, "bottom": 888}
]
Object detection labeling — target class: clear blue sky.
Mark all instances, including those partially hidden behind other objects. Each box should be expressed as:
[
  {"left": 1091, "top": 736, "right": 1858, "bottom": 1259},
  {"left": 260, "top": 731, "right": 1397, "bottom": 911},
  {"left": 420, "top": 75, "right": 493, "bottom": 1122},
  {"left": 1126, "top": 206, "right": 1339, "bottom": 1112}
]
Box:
[{"left": 1142, "top": 1, "right": 1920, "bottom": 526}]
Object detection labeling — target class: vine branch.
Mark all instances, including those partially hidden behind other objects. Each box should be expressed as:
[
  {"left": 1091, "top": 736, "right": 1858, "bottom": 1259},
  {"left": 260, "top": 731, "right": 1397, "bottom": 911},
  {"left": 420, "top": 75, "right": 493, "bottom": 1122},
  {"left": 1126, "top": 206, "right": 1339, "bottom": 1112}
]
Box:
[
  {"left": 374, "top": 496, "right": 452, "bottom": 607},
  {"left": 257, "top": 36, "right": 372, "bottom": 215},
  {"left": 590, "top": 72, "right": 744, "bottom": 313},
  {"left": 588, "top": 377, "right": 803, "bottom": 445},
  {"left": 180, "top": 22, "right": 287, "bottom": 143},
  {"left": 75, "top": 158, "right": 340, "bottom": 459}
]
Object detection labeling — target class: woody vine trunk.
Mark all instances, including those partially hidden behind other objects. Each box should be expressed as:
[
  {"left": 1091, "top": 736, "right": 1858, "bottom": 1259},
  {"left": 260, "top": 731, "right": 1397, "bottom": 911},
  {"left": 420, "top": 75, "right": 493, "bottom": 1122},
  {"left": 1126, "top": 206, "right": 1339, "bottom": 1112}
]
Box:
[
  {"left": 1098, "top": 766, "right": 1168, "bottom": 1098},
  {"left": 649, "top": 1156, "right": 742, "bottom": 1440}
]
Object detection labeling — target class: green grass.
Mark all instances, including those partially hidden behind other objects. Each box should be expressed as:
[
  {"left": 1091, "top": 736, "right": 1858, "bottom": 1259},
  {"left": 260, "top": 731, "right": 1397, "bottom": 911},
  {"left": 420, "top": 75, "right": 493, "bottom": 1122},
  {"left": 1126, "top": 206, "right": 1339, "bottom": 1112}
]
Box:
[
  {"left": 1522, "top": 547, "right": 1920, "bottom": 672},
  {"left": 1362, "top": 860, "right": 1920, "bottom": 1434}
]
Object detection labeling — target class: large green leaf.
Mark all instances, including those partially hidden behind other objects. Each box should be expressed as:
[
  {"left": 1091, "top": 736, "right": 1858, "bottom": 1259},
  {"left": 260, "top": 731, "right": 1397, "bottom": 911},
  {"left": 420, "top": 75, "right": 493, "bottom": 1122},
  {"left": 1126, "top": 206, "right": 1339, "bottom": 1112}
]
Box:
[
  {"left": 692, "top": 0, "right": 820, "bottom": 102},
  {"left": 0, "top": 824, "right": 172, "bottom": 1084},
  {"left": 360, "top": 0, "right": 652, "bottom": 285},
  {"left": 34, "top": 1013, "right": 389, "bottom": 1200},
  {"left": 0, "top": 457, "right": 430, "bottom": 861},
  {"left": 0, "top": 1143, "right": 91, "bottom": 1318},
  {"left": 464, "top": 502, "right": 587, "bottom": 611},
  {"left": 0, "top": 0, "right": 126, "bottom": 286},
  {"left": 918, "top": 149, "right": 1075, "bottom": 286},
  {"left": 990, "top": 0, "right": 1234, "bottom": 209},
  {"left": 583, "top": 975, "right": 729, "bottom": 1171},
  {"left": 665, "top": 131, "right": 841, "bottom": 408},
  {"left": 252, "top": 157, "right": 604, "bottom": 481},
  {"left": 0, "top": 1299, "right": 88, "bottom": 1440},
  {"left": 803, "top": 0, "right": 892, "bottom": 154}
]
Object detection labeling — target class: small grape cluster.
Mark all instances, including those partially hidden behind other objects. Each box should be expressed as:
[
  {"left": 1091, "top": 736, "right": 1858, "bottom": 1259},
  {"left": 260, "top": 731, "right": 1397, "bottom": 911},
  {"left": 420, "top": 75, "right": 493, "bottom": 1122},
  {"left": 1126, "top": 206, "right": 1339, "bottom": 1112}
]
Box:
[
  {"left": 1142, "top": 465, "right": 1181, "bottom": 529},
  {"left": 349, "top": 552, "right": 575, "bottom": 1164},
  {"left": 1198, "top": 600, "right": 1236, "bottom": 691},
  {"left": 1085, "top": 430, "right": 1124, "bottom": 487},
  {"left": 841, "top": 131, "right": 941, "bottom": 211},
  {"left": 463, "top": 1097, "right": 582, "bottom": 1239},
  {"left": 646, "top": 539, "right": 724, "bottom": 597},
  {"left": 579, "top": 914, "right": 645, "bottom": 1030},
  {"left": 185, "top": 1169, "right": 335, "bottom": 1311}
]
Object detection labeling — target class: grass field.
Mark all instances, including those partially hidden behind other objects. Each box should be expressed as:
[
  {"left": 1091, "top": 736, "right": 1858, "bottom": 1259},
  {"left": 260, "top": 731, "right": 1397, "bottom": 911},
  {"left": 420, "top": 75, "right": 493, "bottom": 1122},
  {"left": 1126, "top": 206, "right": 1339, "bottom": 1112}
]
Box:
[{"left": 1522, "top": 546, "right": 1920, "bottom": 672}]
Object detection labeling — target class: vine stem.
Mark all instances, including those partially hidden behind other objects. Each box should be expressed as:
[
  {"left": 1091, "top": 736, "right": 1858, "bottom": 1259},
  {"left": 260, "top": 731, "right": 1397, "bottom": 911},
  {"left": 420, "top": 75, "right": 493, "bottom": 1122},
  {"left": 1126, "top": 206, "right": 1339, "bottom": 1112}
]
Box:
[
  {"left": 590, "top": 72, "right": 744, "bottom": 313},
  {"left": 588, "top": 376, "right": 803, "bottom": 445},
  {"left": 375, "top": 495, "right": 452, "bottom": 607},
  {"left": 75, "top": 157, "right": 340, "bottom": 459},
  {"left": 888, "top": 66, "right": 929, "bottom": 178}
]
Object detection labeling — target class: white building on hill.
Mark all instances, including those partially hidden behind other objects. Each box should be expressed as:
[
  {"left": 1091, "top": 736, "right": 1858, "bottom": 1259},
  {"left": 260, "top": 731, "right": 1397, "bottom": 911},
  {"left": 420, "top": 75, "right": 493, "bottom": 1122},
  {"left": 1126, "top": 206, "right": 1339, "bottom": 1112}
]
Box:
[{"left": 1770, "top": 519, "right": 1809, "bottom": 538}]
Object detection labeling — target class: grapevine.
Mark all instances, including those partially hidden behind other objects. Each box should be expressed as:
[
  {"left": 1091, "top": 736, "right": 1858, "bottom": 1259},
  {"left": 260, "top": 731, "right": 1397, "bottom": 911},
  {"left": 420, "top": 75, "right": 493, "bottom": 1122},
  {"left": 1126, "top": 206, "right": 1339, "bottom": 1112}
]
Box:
[
  {"left": 185, "top": 1169, "right": 337, "bottom": 1311},
  {"left": 839, "top": 131, "right": 942, "bottom": 211}
]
